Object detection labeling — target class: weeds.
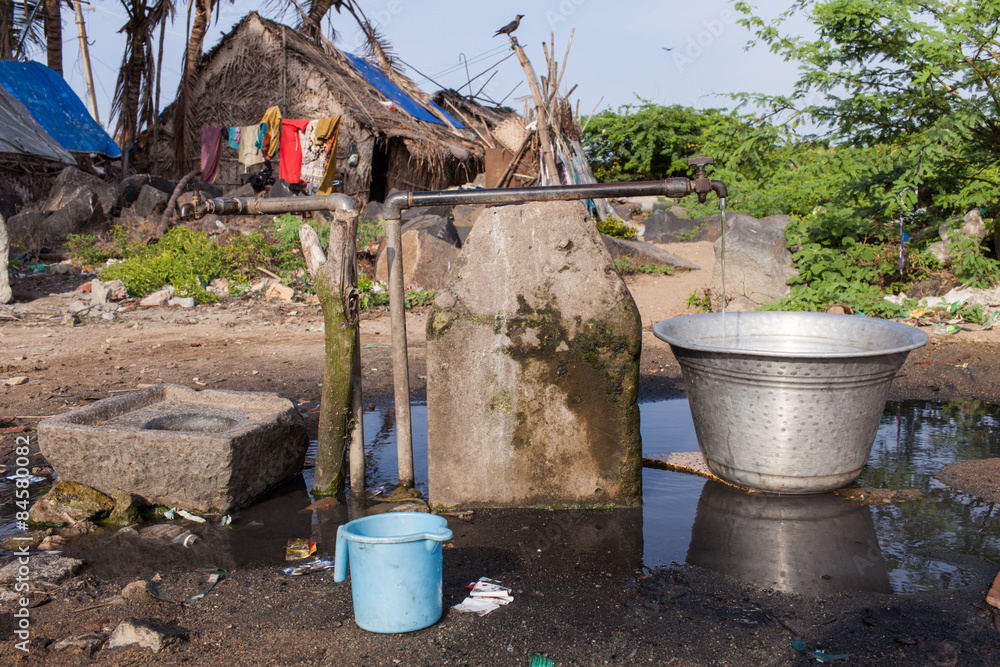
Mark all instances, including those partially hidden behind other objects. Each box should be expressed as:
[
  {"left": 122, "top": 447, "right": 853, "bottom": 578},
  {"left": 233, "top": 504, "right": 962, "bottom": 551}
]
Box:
[
  {"left": 614, "top": 256, "right": 672, "bottom": 276},
  {"left": 597, "top": 216, "right": 638, "bottom": 240},
  {"left": 686, "top": 289, "right": 712, "bottom": 312}
]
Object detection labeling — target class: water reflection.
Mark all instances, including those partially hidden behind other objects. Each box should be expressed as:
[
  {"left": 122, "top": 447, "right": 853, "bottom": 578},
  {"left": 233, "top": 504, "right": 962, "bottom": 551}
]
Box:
[{"left": 687, "top": 481, "right": 891, "bottom": 595}]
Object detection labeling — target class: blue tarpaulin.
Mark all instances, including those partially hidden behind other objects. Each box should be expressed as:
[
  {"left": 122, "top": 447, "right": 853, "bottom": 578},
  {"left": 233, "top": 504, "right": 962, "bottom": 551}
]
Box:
[
  {"left": 0, "top": 61, "right": 121, "bottom": 157},
  {"left": 343, "top": 53, "right": 463, "bottom": 129}
]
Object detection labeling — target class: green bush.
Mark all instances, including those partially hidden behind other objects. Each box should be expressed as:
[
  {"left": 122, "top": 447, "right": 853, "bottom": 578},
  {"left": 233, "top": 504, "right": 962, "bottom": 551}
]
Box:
[
  {"left": 613, "top": 256, "right": 672, "bottom": 276},
  {"left": 596, "top": 216, "right": 638, "bottom": 240}
]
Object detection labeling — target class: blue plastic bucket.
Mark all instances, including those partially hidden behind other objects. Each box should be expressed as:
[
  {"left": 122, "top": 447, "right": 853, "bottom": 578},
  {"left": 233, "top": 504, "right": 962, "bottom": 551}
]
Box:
[{"left": 334, "top": 512, "right": 453, "bottom": 633}]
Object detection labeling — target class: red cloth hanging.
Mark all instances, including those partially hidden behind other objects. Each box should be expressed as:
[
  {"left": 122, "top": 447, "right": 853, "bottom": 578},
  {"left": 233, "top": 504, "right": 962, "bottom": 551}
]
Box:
[
  {"left": 200, "top": 126, "right": 224, "bottom": 184},
  {"left": 278, "top": 119, "right": 311, "bottom": 184}
]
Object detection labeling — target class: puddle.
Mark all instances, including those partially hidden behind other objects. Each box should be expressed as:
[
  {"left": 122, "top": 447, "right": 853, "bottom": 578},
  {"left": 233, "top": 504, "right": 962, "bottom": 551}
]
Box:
[{"left": 3, "top": 400, "right": 999, "bottom": 595}]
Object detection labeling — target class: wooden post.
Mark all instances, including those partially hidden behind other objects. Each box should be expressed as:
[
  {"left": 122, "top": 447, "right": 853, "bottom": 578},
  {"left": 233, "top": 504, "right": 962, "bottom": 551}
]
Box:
[
  {"left": 385, "top": 216, "right": 415, "bottom": 488},
  {"left": 510, "top": 36, "right": 560, "bottom": 183},
  {"left": 300, "top": 210, "right": 364, "bottom": 497}
]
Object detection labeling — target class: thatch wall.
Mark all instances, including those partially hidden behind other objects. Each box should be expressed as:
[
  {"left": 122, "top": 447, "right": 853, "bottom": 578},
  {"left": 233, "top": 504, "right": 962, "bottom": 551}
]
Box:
[{"left": 134, "top": 12, "right": 509, "bottom": 206}]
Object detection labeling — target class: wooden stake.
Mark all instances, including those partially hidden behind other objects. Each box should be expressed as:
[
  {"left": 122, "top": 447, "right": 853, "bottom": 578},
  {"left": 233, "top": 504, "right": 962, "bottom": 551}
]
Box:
[
  {"left": 385, "top": 216, "right": 415, "bottom": 488},
  {"left": 510, "top": 36, "right": 559, "bottom": 183}
]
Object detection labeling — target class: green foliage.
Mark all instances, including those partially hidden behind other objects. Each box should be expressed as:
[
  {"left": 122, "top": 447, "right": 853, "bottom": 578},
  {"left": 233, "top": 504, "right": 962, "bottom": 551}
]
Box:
[
  {"left": 357, "top": 216, "right": 385, "bottom": 247},
  {"left": 596, "top": 216, "right": 637, "bottom": 240},
  {"left": 66, "top": 225, "right": 130, "bottom": 267},
  {"left": 404, "top": 288, "right": 435, "bottom": 309},
  {"left": 222, "top": 233, "right": 270, "bottom": 278},
  {"left": 686, "top": 289, "right": 713, "bottom": 312},
  {"left": 946, "top": 236, "right": 1000, "bottom": 289},
  {"left": 583, "top": 101, "right": 723, "bottom": 182},
  {"left": 357, "top": 275, "right": 389, "bottom": 310},
  {"left": 613, "top": 257, "right": 672, "bottom": 276},
  {"left": 99, "top": 227, "right": 225, "bottom": 302}
]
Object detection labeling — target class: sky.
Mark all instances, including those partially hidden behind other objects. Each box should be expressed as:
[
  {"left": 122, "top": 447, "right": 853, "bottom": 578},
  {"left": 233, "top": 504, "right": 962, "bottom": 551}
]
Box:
[{"left": 44, "top": 0, "right": 809, "bottom": 133}]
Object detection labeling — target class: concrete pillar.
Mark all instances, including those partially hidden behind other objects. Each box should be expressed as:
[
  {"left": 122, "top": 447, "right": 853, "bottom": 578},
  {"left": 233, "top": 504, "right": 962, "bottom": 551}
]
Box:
[{"left": 426, "top": 201, "right": 642, "bottom": 508}]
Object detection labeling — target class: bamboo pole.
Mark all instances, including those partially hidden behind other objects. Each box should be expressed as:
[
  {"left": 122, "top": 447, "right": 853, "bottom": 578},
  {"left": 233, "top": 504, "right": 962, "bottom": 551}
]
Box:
[
  {"left": 385, "top": 216, "right": 415, "bottom": 488},
  {"left": 72, "top": 0, "right": 100, "bottom": 126},
  {"left": 509, "top": 36, "right": 559, "bottom": 183}
]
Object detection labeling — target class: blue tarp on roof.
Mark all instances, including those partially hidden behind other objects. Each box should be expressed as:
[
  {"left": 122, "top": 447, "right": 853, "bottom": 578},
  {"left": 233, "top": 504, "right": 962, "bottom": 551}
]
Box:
[
  {"left": 0, "top": 61, "right": 121, "bottom": 157},
  {"left": 343, "top": 52, "right": 463, "bottom": 129}
]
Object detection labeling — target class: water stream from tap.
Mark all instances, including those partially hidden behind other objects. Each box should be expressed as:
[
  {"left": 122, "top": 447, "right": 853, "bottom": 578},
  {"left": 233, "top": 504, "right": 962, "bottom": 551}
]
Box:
[{"left": 719, "top": 198, "right": 726, "bottom": 333}]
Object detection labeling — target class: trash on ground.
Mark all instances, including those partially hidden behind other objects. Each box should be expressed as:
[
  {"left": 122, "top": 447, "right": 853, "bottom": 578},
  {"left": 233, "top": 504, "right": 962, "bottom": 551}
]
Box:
[
  {"left": 139, "top": 523, "right": 199, "bottom": 547},
  {"left": 452, "top": 577, "right": 513, "bottom": 616},
  {"left": 220, "top": 514, "right": 232, "bottom": 526},
  {"left": 5, "top": 474, "right": 45, "bottom": 484},
  {"left": 790, "top": 639, "right": 851, "bottom": 663},
  {"left": 286, "top": 538, "right": 317, "bottom": 560},
  {"left": 529, "top": 655, "right": 556, "bottom": 667},
  {"left": 164, "top": 507, "right": 208, "bottom": 523},
  {"left": 280, "top": 557, "right": 335, "bottom": 576},
  {"left": 146, "top": 566, "right": 226, "bottom": 604}
]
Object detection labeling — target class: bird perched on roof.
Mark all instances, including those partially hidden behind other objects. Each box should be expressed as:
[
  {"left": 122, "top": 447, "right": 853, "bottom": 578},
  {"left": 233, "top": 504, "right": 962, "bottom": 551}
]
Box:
[{"left": 494, "top": 15, "right": 524, "bottom": 37}]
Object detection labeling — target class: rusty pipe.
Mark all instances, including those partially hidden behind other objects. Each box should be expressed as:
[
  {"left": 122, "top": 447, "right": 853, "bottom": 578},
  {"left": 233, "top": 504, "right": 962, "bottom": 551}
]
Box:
[{"left": 179, "top": 193, "right": 356, "bottom": 219}]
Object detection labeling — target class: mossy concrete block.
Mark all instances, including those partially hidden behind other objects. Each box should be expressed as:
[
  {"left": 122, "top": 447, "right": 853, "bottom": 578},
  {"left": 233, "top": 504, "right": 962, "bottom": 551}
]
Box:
[
  {"left": 38, "top": 384, "right": 308, "bottom": 514},
  {"left": 426, "top": 200, "right": 642, "bottom": 509}
]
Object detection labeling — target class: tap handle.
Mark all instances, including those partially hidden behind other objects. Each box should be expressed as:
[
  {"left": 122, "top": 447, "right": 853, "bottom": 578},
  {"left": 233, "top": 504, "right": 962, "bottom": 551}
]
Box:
[{"left": 687, "top": 155, "right": 714, "bottom": 175}]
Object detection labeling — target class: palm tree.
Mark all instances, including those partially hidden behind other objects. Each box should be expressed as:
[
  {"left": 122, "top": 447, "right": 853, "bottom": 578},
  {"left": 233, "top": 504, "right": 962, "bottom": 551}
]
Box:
[
  {"left": 42, "top": 0, "right": 61, "bottom": 73},
  {"left": 112, "top": 0, "right": 173, "bottom": 152},
  {"left": 0, "top": 0, "right": 43, "bottom": 61},
  {"left": 301, "top": 0, "right": 345, "bottom": 41}
]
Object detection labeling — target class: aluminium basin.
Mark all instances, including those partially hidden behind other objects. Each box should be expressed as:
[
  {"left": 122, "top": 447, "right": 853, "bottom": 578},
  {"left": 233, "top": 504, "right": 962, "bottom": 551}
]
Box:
[{"left": 653, "top": 312, "right": 927, "bottom": 493}]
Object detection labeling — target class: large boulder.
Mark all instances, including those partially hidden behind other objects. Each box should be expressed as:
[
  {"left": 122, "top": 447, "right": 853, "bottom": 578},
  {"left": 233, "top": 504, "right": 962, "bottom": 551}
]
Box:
[
  {"left": 132, "top": 184, "right": 169, "bottom": 219},
  {"left": 4, "top": 209, "right": 46, "bottom": 246},
  {"left": 601, "top": 235, "right": 700, "bottom": 270},
  {"left": 43, "top": 166, "right": 117, "bottom": 216},
  {"left": 115, "top": 174, "right": 174, "bottom": 212},
  {"left": 930, "top": 209, "right": 990, "bottom": 266},
  {"left": 0, "top": 214, "right": 10, "bottom": 303},
  {"left": 44, "top": 191, "right": 104, "bottom": 238},
  {"left": 644, "top": 209, "right": 723, "bottom": 244},
  {"left": 426, "top": 200, "right": 642, "bottom": 509},
  {"left": 0, "top": 193, "right": 23, "bottom": 221},
  {"left": 374, "top": 214, "right": 462, "bottom": 290},
  {"left": 402, "top": 204, "right": 452, "bottom": 223},
  {"left": 452, "top": 204, "right": 486, "bottom": 245},
  {"left": 710, "top": 213, "right": 796, "bottom": 311}
]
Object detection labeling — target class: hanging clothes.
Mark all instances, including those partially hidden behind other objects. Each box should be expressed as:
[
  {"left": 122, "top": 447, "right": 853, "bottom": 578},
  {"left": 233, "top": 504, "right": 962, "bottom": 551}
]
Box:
[
  {"left": 261, "top": 105, "right": 282, "bottom": 160},
  {"left": 238, "top": 123, "right": 265, "bottom": 168},
  {"left": 226, "top": 127, "right": 241, "bottom": 149},
  {"left": 315, "top": 116, "right": 342, "bottom": 196},
  {"left": 278, "top": 118, "right": 310, "bottom": 184},
  {"left": 200, "top": 125, "right": 224, "bottom": 184},
  {"left": 300, "top": 121, "right": 324, "bottom": 194}
]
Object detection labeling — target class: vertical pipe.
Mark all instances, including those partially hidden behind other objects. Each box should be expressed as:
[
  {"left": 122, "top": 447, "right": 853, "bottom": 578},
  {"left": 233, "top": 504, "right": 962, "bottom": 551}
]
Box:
[
  {"left": 72, "top": 0, "right": 100, "bottom": 125},
  {"left": 385, "top": 216, "right": 414, "bottom": 487},
  {"left": 350, "top": 299, "right": 366, "bottom": 499}
]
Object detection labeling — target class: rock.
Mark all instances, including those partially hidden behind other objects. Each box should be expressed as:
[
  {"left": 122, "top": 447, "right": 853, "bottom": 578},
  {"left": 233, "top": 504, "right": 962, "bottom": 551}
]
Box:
[
  {"left": 941, "top": 208, "right": 988, "bottom": 243},
  {"left": 601, "top": 235, "right": 700, "bottom": 270},
  {"left": 375, "top": 215, "right": 462, "bottom": 290},
  {"left": 140, "top": 288, "right": 173, "bottom": 307},
  {"left": 5, "top": 376, "right": 28, "bottom": 386},
  {"left": 44, "top": 166, "right": 118, "bottom": 216},
  {"left": 367, "top": 501, "right": 431, "bottom": 514},
  {"left": 264, "top": 283, "right": 294, "bottom": 303},
  {"left": 402, "top": 204, "right": 452, "bottom": 222},
  {"left": 361, "top": 200, "right": 384, "bottom": 222},
  {"left": 62, "top": 312, "right": 79, "bottom": 326},
  {"left": 132, "top": 184, "right": 170, "bottom": 219},
  {"left": 208, "top": 278, "right": 230, "bottom": 296},
  {"left": 59, "top": 519, "right": 97, "bottom": 536},
  {"left": 52, "top": 633, "right": 104, "bottom": 655},
  {"left": 52, "top": 262, "right": 81, "bottom": 275},
  {"left": 224, "top": 182, "right": 255, "bottom": 198},
  {"left": 0, "top": 214, "right": 11, "bottom": 304},
  {"left": 451, "top": 204, "right": 485, "bottom": 245},
  {"left": 643, "top": 209, "right": 717, "bottom": 243},
  {"left": 45, "top": 192, "right": 104, "bottom": 238},
  {"left": 168, "top": 296, "right": 196, "bottom": 308},
  {"left": 4, "top": 209, "right": 46, "bottom": 247},
  {"left": 988, "top": 571, "right": 1000, "bottom": 609},
  {"left": 91, "top": 279, "right": 127, "bottom": 303},
  {"left": 121, "top": 580, "right": 149, "bottom": 602},
  {"left": 115, "top": 174, "right": 175, "bottom": 212},
  {"left": 37, "top": 534, "right": 66, "bottom": 550},
  {"left": 711, "top": 213, "right": 797, "bottom": 311},
  {"left": 109, "top": 489, "right": 143, "bottom": 526},
  {"left": 426, "top": 200, "right": 642, "bottom": 508},
  {"left": 28, "top": 480, "right": 116, "bottom": 527},
  {"left": 0, "top": 193, "right": 23, "bottom": 221},
  {"left": 928, "top": 240, "right": 951, "bottom": 266},
  {"left": 107, "top": 618, "right": 187, "bottom": 653},
  {"left": 69, "top": 299, "right": 90, "bottom": 313},
  {"left": 0, "top": 553, "right": 83, "bottom": 584},
  {"left": 76, "top": 281, "right": 92, "bottom": 293},
  {"left": 266, "top": 179, "right": 296, "bottom": 199}
]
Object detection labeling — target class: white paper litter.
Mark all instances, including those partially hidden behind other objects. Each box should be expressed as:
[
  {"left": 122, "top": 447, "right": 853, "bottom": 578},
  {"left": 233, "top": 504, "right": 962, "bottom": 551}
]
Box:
[{"left": 452, "top": 578, "right": 514, "bottom": 616}]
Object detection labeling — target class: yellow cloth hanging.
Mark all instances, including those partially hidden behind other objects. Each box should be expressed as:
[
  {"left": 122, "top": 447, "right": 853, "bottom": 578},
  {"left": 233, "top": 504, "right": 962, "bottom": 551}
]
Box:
[
  {"left": 316, "top": 116, "right": 342, "bottom": 196},
  {"left": 261, "top": 106, "right": 282, "bottom": 160}
]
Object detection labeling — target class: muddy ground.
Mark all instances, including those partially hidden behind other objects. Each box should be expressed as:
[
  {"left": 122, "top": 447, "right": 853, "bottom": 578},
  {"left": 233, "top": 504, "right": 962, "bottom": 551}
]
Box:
[{"left": 2, "top": 241, "right": 1000, "bottom": 665}]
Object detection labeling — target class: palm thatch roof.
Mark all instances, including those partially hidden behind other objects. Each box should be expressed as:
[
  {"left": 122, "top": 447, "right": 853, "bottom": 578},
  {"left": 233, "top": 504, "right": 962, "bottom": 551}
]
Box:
[{"left": 133, "top": 12, "right": 518, "bottom": 205}]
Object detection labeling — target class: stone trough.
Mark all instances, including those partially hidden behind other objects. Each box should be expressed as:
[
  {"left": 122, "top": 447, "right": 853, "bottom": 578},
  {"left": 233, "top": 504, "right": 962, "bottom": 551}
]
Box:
[{"left": 38, "top": 384, "right": 308, "bottom": 513}]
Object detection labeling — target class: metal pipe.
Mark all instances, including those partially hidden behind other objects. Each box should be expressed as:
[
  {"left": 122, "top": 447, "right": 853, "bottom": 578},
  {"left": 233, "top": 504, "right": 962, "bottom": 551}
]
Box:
[
  {"left": 384, "top": 216, "right": 415, "bottom": 488},
  {"left": 180, "top": 193, "right": 355, "bottom": 219}
]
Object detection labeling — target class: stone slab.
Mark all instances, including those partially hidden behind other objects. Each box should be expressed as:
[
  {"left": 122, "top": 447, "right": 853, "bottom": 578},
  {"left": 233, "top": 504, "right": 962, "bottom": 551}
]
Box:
[
  {"left": 38, "top": 384, "right": 308, "bottom": 513},
  {"left": 643, "top": 451, "right": 756, "bottom": 492}
]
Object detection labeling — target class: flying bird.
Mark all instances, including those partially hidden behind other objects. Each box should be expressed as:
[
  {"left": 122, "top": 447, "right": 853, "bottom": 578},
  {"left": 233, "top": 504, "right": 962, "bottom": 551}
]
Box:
[{"left": 494, "top": 15, "right": 524, "bottom": 37}]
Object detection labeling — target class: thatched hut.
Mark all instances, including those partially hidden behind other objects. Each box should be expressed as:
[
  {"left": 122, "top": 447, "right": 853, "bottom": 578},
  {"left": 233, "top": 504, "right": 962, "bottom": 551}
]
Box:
[{"left": 135, "top": 12, "right": 511, "bottom": 206}]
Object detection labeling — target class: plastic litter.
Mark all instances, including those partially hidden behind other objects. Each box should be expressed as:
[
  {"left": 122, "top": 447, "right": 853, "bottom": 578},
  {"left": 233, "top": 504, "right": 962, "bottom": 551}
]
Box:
[
  {"left": 790, "top": 639, "right": 851, "bottom": 663},
  {"left": 280, "top": 557, "right": 335, "bottom": 576},
  {"left": 452, "top": 577, "right": 514, "bottom": 616},
  {"left": 529, "top": 655, "right": 556, "bottom": 667},
  {"left": 286, "top": 538, "right": 317, "bottom": 560},
  {"left": 146, "top": 566, "right": 226, "bottom": 604},
  {"left": 5, "top": 474, "right": 45, "bottom": 484},
  {"left": 220, "top": 514, "right": 232, "bottom": 526}
]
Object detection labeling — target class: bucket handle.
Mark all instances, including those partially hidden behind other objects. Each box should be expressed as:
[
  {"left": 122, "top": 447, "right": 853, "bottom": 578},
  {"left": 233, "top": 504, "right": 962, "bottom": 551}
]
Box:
[{"left": 334, "top": 525, "right": 348, "bottom": 583}]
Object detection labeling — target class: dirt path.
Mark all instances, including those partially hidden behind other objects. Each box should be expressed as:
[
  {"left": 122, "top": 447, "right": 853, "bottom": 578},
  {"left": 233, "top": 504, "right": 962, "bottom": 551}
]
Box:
[{"left": 3, "top": 243, "right": 1000, "bottom": 665}]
